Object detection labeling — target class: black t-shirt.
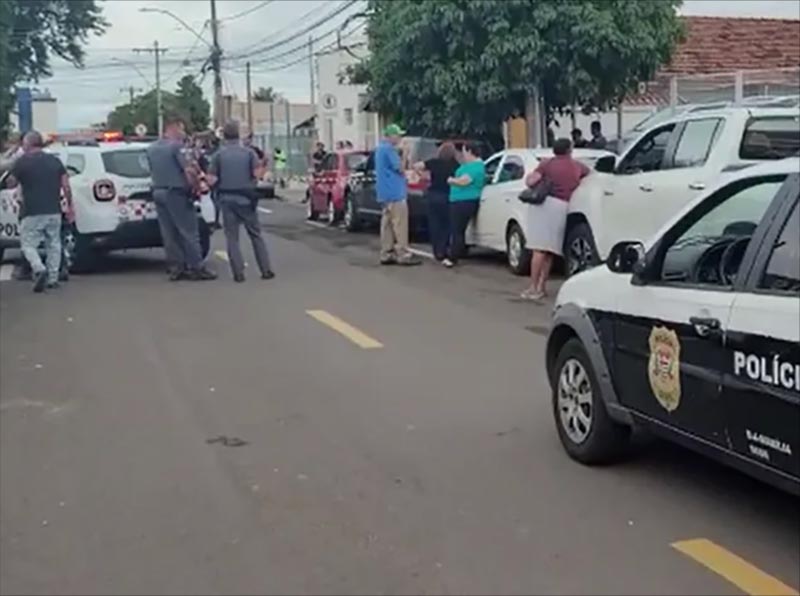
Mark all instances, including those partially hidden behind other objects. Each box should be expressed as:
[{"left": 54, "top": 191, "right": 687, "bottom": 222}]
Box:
[
  {"left": 425, "top": 157, "right": 459, "bottom": 194},
  {"left": 11, "top": 151, "right": 65, "bottom": 216}
]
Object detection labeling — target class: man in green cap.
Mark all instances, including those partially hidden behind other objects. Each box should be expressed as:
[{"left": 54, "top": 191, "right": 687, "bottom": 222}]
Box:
[{"left": 374, "top": 123, "right": 421, "bottom": 266}]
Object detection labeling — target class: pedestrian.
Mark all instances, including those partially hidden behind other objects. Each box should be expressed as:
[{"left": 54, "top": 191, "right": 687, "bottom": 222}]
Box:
[
  {"left": 520, "top": 138, "right": 590, "bottom": 301},
  {"left": 310, "top": 141, "right": 326, "bottom": 173},
  {"left": 344, "top": 140, "right": 354, "bottom": 149},
  {"left": 375, "top": 123, "right": 421, "bottom": 266},
  {"left": 8, "top": 130, "right": 74, "bottom": 293},
  {"left": 207, "top": 121, "right": 275, "bottom": 283},
  {"left": 146, "top": 114, "right": 216, "bottom": 281},
  {"left": 445, "top": 141, "right": 485, "bottom": 268},
  {"left": 413, "top": 141, "right": 458, "bottom": 262},
  {"left": 273, "top": 147, "right": 287, "bottom": 188},
  {"left": 571, "top": 128, "right": 588, "bottom": 148},
  {"left": 588, "top": 121, "right": 607, "bottom": 150}
]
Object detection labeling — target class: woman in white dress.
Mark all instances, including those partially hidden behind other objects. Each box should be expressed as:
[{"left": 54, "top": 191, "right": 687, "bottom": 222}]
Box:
[{"left": 521, "top": 138, "right": 590, "bottom": 301}]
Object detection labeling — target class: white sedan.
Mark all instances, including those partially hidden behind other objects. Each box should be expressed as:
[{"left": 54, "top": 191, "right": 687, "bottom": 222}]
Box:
[{"left": 467, "top": 148, "right": 612, "bottom": 275}]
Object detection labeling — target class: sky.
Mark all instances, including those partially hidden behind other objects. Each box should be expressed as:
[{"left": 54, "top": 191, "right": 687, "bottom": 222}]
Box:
[{"left": 26, "top": 0, "right": 800, "bottom": 130}]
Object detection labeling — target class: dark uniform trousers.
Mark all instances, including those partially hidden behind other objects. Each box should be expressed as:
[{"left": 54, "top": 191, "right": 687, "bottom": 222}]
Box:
[
  {"left": 220, "top": 196, "right": 272, "bottom": 277},
  {"left": 154, "top": 188, "right": 203, "bottom": 272}
]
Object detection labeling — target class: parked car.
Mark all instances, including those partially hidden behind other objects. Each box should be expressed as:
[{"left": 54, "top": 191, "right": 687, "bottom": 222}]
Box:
[
  {"left": 344, "top": 136, "right": 490, "bottom": 233},
  {"left": 546, "top": 157, "right": 799, "bottom": 494},
  {"left": 464, "top": 148, "right": 613, "bottom": 275},
  {"left": 0, "top": 140, "right": 216, "bottom": 272},
  {"left": 563, "top": 105, "right": 800, "bottom": 277},
  {"left": 307, "top": 150, "right": 370, "bottom": 224}
]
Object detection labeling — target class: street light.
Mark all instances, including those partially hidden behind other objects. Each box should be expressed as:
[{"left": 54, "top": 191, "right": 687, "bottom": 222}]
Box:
[{"left": 139, "top": 7, "right": 212, "bottom": 49}]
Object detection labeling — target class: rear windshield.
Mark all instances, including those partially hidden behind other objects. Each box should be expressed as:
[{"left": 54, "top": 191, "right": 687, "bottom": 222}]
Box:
[
  {"left": 101, "top": 149, "right": 150, "bottom": 178},
  {"left": 739, "top": 116, "right": 800, "bottom": 160},
  {"left": 345, "top": 153, "right": 369, "bottom": 171}
]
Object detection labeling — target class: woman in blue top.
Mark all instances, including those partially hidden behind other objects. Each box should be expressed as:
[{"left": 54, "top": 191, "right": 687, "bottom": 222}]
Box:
[{"left": 445, "top": 141, "right": 485, "bottom": 267}]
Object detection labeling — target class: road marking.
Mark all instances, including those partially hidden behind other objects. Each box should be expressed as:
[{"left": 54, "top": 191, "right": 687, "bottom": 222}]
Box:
[
  {"left": 215, "top": 250, "right": 229, "bottom": 262},
  {"left": 408, "top": 247, "right": 435, "bottom": 260},
  {"left": 306, "top": 310, "right": 383, "bottom": 349},
  {"left": 0, "top": 264, "right": 13, "bottom": 281},
  {"left": 257, "top": 207, "right": 272, "bottom": 214},
  {"left": 305, "top": 220, "right": 329, "bottom": 229},
  {"left": 672, "top": 539, "right": 799, "bottom": 596}
]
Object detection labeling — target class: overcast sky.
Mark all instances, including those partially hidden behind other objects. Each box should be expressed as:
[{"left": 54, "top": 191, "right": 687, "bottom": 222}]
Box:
[{"left": 29, "top": 0, "right": 800, "bottom": 130}]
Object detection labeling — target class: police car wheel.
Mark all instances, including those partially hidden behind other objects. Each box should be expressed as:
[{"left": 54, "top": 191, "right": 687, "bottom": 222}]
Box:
[
  {"left": 552, "top": 338, "right": 630, "bottom": 464},
  {"left": 65, "top": 226, "right": 97, "bottom": 274},
  {"left": 507, "top": 223, "right": 531, "bottom": 276},
  {"left": 307, "top": 197, "right": 319, "bottom": 221},
  {"left": 344, "top": 194, "right": 361, "bottom": 232},
  {"left": 564, "top": 222, "right": 600, "bottom": 278}
]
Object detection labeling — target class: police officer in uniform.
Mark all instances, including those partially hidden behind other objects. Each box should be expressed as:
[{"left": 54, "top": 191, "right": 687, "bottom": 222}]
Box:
[
  {"left": 207, "top": 121, "right": 274, "bottom": 283},
  {"left": 146, "top": 115, "right": 216, "bottom": 281}
]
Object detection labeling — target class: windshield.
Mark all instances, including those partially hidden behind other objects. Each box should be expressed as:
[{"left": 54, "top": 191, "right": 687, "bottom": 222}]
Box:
[
  {"left": 102, "top": 149, "right": 150, "bottom": 178},
  {"left": 345, "top": 153, "right": 369, "bottom": 171},
  {"left": 632, "top": 107, "right": 678, "bottom": 132}
]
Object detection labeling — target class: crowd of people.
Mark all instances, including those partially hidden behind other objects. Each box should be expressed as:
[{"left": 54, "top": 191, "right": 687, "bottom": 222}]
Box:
[{"left": 373, "top": 122, "right": 595, "bottom": 301}]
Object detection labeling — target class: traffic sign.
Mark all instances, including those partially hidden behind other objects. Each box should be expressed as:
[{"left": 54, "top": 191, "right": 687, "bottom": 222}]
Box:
[{"left": 134, "top": 123, "right": 148, "bottom": 137}]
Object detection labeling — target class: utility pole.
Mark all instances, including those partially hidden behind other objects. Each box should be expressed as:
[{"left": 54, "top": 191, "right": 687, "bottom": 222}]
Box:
[
  {"left": 308, "top": 36, "right": 316, "bottom": 142},
  {"left": 209, "top": 0, "right": 223, "bottom": 128},
  {"left": 285, "top": 100, "right": 292, "bottom": 178},
  {"left": 269, "top": 102, "right": 275, "bottom": 152},
  {"left": 246, "top": 61, "right": 253, "bottom": 135},
  {"left": 133, "top": 42, "right": 168, "bottom": 135}
]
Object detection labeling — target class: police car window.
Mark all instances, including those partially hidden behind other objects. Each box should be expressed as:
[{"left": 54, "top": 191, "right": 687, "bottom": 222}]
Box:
[
  {"left": 618, "top": 124, "right": 675, "bottom": 174},
  {"left": 661, "top": 178, "right": 783, "bottom": 286},
  {"left": 760, "top": 201, "right": 800, "bottom": 294},
  {"left": 740, "top": 117, "right": 800, "bottom": 160},
  {"left": 101, "top": 150, "right": 150, "bottom": 178},
  {"left": 65, "top": 154, "right": 85, "bottom": 176},
  {"left": 496, "top": 156, "right": 525, "bottom": 183},
  {"left": 671, "top": 118, "right": 723, "bottom": 168},
  {"left": 484, "top": 156, "right": 502, "bottom": 183},
  {"left": 345, "top": 153, "right": 368, "bottom": 171}
]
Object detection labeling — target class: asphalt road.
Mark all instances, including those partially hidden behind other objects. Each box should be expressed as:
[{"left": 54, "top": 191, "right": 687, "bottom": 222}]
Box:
[{"left": 1, "top": 199, "right": 798, "bottom": 596}]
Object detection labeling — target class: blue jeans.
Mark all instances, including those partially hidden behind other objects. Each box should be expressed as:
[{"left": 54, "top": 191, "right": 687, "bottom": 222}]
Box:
[{"left": 20, "top": 214, "right": 61, "bottom": 283}]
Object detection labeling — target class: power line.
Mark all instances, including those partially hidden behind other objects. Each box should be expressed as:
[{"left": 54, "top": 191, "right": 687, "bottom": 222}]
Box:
[
  {"left": 220, "top": 0, "right": 275, "bottom": 22},
  {"left": 227, "top": 0, "right": 324, "bottom": 56}
]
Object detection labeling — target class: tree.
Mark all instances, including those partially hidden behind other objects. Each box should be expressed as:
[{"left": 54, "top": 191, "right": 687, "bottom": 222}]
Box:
[
  {"left": 0, "top": 0, "right": 107, "bottom": 144},
  {"left": 107, "top": 77, "right": 210, "bottom": 135},
  {"left": 362, "top": 0, "right": 684, "bottom": 141},
  {"left": 253, "top": 86, "right": 282, "bottom": 102},
  {"left": 176, "top": 75, "right": 210, "bottom": 132}
]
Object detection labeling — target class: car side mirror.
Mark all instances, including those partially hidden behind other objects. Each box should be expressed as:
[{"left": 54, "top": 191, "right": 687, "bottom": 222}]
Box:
[
  {"left": 594, "top": 155, "right": 616, "bottom": 174},
  {"left": 607, "top": 241, "right": 646, "bottom": 274}
]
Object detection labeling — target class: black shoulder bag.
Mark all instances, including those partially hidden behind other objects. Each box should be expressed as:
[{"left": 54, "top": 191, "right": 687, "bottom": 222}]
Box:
[{"left": 518, "top": 173, "right": 552, "bottom": 205}]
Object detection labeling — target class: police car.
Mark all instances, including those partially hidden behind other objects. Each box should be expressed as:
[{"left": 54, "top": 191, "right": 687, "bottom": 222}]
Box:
[
  {"left": 546, "top": 158, "right": 799, "bottom": 494},
  {"left": 0, "top": 139, "right": 216, "bottom": 271}
]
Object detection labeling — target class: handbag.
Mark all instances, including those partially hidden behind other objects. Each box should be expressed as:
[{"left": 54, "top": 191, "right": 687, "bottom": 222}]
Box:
[{"left": 518, "top": 177, "right": 551, "bottom": 205}]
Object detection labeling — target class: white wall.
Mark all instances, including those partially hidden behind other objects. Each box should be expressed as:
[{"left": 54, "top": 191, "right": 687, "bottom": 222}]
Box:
[
  {"left": 316, "top": 48, "right": 379, "bottom": 151},
  {"left": 8, "top": 99, "right": 59, "bottom": 137}
]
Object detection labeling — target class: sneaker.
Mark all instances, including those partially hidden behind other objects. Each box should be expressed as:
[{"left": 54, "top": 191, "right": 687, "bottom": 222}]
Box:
[
  {"left": 442, "top": 258, "right": 455, "bottom": 268},
  {"left": 261, "top": 271, "right": 275, "bottom": 280},
  {"left": 233, "top": 273, "right": 246, "bottom": 283},
  {"left": 187, "top": 268, "right": 218, "bottom": 281},
  {"left": 168, "top": 268, "right": 188, "bottom": 282},
  {"left": 520, "top": 288, "right": 545, "bottom": 301},
  {"left": 46, "top": 281, "right": 60, "bottom": 290},
  {"left": 33, "top": 271, "right": 47, "bottom": 293},
  {"left": 380, "top": 257, "right": 397, "bottom": 266},
  {"left": 397, "top": 255, "right": 423, "bottom": 266}
]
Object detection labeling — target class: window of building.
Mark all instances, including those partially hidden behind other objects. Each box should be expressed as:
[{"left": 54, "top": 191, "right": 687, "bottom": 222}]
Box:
[{"left": 344, "top": 108, "right": 353, "bottom": 126}]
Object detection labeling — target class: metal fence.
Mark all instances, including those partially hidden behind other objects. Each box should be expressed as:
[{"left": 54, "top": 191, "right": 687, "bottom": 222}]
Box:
[
  {"left": 251, "top": 133, "right": 315, "bottom": 180},
  {"left": 647, "top": 67, "right": 800, "bottom": 107}
]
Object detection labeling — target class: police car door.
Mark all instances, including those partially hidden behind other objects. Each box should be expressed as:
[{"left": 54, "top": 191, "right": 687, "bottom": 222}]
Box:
[
  {"left": 725, "top": 177, "right": 799, "bottom": 482},
  {"left": 612, "top": 174, "right": 787, "bottom": 446}
]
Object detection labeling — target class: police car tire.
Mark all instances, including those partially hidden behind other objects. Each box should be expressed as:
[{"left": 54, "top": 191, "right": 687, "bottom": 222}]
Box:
[
  {"left": 66, "top": 228, "right": 98, "bottom": 274},
  {"left": 344, "top": 194, "right": 361, "bottom": 232},
  {"left": 552, "top": 339, "right": 630, "bottom": 464},
  {"left": 507, "top": 223, "right": 531, "bottom": 276},
  {"left": 564, "top": 222, "right": 600, "bottom": 278}
]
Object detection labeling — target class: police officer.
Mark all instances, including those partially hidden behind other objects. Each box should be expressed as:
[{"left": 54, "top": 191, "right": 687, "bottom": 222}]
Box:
[
  {"left": 207, "top": 121, "right": 274, "bottom": 283},
  {"left": 146, "top": 114, "right": 216, "bottom": 281}
]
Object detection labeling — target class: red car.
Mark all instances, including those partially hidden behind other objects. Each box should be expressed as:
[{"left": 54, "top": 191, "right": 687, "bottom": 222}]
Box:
[{"left": 307, "top": 150, "right": 370, "bottom": 223}]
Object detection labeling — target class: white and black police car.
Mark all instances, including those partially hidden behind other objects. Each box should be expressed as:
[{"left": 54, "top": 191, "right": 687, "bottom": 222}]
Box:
[{"left": 546, "top": 157, "right": 799, "bottom": 494}]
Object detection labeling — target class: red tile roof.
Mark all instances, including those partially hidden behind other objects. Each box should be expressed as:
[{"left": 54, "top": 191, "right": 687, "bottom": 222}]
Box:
[{"left": 663, "top": 16, "right": 800, "bottom": 75}]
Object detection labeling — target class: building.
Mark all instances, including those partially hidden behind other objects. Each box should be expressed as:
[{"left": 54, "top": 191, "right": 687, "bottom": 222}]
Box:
[
  {"left": 315, "top": 43, "right": 380, "bottom": 151},
  {"left": 8, "top": 88, "right": 58, "bottom": 137}
]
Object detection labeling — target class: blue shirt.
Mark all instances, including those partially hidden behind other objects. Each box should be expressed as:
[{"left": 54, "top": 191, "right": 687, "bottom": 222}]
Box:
[
  {"left": 449, "top": 159, "right": 485, "bottom": 202},
  {"left": 375, "top": 140, "right": 406, "bottom": 202}
]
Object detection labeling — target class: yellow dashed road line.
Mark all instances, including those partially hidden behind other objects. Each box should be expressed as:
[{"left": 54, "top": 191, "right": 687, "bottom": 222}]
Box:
[
  {"left": 673, "top": 538, "right": 799, "bottom": 596},
  {"left": 306, "top": 310, "right": 383, "bottom": 350}
]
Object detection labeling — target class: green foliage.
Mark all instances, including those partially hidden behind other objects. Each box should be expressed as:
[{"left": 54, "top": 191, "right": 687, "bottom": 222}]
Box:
[
  {"left": 107, "top": 77, "right": 210, "bottom": 135},
  {"left": 0, "top": 0, "right": 107, "bottom": 144},
  {"left": 363, "top": 0, "right": 684, "bottom": 138},
  {"left": 253, "top": 86, "right": 282, "bottom": 102}
]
